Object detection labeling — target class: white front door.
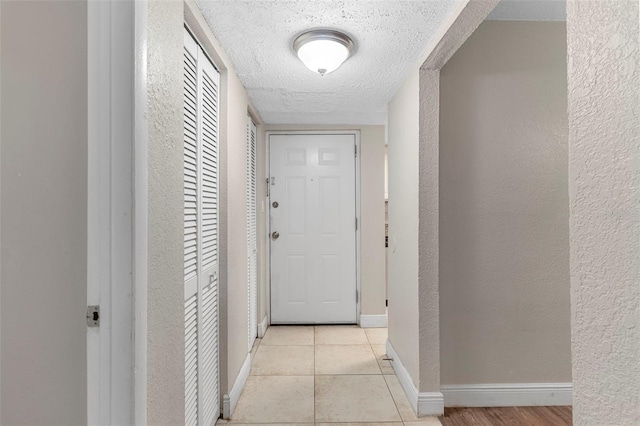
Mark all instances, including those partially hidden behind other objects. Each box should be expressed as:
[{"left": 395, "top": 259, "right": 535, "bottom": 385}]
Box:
[{"left": 269, "top": 134, "right": 357, "bottom": 324}]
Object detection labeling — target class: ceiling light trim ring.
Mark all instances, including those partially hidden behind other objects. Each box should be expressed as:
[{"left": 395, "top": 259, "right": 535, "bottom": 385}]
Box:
[{"left": 293, "top": 29, "right": 355, "bottom": 56}]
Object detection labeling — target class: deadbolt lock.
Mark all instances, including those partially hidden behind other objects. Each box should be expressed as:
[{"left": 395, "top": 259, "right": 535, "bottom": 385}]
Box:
[
  {"left": 272, "top": 201, "right": 279, "bottom": 208},
  {"left": 271, "top": 231, "right": 280, "bottom": 240}
]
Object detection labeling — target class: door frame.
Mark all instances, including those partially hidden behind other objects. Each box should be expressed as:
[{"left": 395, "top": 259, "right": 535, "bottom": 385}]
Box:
[
  {"left": 87, "top": 0, "right": 148, "bottom": 424},
  {"left": 265, "top": 130, "right": 362, "bottom": 325}
]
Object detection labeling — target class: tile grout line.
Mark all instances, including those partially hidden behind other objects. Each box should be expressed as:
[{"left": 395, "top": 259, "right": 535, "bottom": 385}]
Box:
[
  {"left": 367, "top": 330, "right": 383, "bottom": 375},
  {"left": 382, "top": 372, "right": 405, "bottom": 424},
  {"left": 241, "top": 326, "right": 404, "bottom": 425},
  {"left": 370, "top": 328, "right": 404, "bottom": 423}
]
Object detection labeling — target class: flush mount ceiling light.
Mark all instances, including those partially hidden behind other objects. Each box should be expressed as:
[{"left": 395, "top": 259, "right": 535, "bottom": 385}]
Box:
[{"left": 293, "top": 29, "right": 355, "bottom": 76}]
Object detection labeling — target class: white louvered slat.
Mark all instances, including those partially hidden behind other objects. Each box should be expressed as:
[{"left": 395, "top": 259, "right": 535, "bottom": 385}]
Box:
[
  {"left": 185, "top": 293, "right": 198, "bottom": 426},
  {"left": 184, "top": 27, "right": 220, "bottom": 426},
  {"left": 201, "top": 281, "right": 219, "bottom": 425},
  {"left": 201, "top": 66, "right": 219, "bottom": 272},
  {"left": 247, "top": 118, "right": 258, "bottom": 350},
  {"left": 184, "top": 35, "right": 199, "bottom": 288}
]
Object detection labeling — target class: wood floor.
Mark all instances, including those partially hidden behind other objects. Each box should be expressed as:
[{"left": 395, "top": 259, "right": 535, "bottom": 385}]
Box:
[{"left": 439, "top": 406, "right": 572, "bottom": 426}]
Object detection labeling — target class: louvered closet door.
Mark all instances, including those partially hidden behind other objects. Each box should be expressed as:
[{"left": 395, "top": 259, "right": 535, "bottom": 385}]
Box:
[
  {"left": 247, "top": 118, "right": 258, "bottom": 350},
  {"left": 184, "top": 28, "right": 220, "bottom": 426},
  {"left": 199, "top": 39, "right": 220, "bottom": 426},
  {"left": 184, "top": 30, "right": 199, "bottom": 426}
]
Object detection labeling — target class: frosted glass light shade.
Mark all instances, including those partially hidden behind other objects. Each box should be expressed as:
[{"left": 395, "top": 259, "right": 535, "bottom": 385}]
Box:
[{"left": 293, "top": 30, "right": 354, "bottom": 76}]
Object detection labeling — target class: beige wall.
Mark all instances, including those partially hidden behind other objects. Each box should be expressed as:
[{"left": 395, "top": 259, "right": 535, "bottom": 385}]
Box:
[
  {"left": 387, "top": 70, "right": 421, "bottom": 387},
  {"left": 359, "top": 126, "right": 387, "bottom": 316},
  {"left": 568, "top": 1, "right": 640, "bottom": 424},
  {"left": 147, "top": 1, "right": 257, "bottom": 420},
  {"left": 438, "top": 21, "right": 571, "bottom": 385},
  {"left": 0, "top": 1, "right": 88, "bottom": 424},
  {"left": 221, "top": 64, "right": 251, "bottom": 390},
  {"left": 261, "top": 124, "right": 387, "bottom": 320}
]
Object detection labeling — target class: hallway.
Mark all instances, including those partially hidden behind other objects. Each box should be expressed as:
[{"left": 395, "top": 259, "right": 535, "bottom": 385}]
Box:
[
  {"left": 2, "top": 1, "right": 638, "bottom": 424},
  {"left": 223, "top": 325, "right": 442, "bottom": 425}
]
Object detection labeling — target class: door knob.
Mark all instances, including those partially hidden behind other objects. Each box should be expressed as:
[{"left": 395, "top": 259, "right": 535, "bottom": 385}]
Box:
[{"left": 271, "top": 231, "right": 280, "bottom": 240}]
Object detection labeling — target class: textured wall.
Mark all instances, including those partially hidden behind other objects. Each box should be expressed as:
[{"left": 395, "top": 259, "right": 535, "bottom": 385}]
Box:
[
  {"left": 147, "top": 0, "right": 185, "bottom": 423},
  {"left": 568, "top": 1, "right": 640, "bottom": 424},
  {"left": 418, "top": 70, "right": 441, "bottom": 392},
  {"left": 0, "top": 1, "right": 87, "bottom": 423},
  {"left": 439, "top": 21, "right": 571, "bottom": 385},
  {"left": 387, "top": 69, "right": 421, "bottom": 387},
  {"left": 262, "top": 124, "right": 387, "bottom": 318}
]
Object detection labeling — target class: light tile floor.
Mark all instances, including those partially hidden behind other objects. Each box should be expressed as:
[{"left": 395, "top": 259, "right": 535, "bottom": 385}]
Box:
[{"left": 222, "top": 325, "right": 442, "bottom": 426}]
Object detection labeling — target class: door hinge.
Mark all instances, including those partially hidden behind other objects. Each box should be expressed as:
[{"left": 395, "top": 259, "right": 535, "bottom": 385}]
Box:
[
  {"left": 354, "top": 144, "right": 358, "bottom": 157},
  {"left": 87, "top": 305, "right": 100, "bottom": 327},
  {"left": 355, "top": 217, "right": 358, "bottom": 231},
  {"left": 356, "top": 290, "right": 359, "bottom": 303},
  {"left": 266, "top": 178, "right": 270, "bottom": 197}
]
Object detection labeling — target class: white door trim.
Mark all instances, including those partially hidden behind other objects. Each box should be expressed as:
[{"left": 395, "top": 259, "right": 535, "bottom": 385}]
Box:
[
  {"left": 265, "top": 130, "right": 361, "bottom": 325},
  {"left": 87, "top": 0, "right": 145, "bottom": 423}
]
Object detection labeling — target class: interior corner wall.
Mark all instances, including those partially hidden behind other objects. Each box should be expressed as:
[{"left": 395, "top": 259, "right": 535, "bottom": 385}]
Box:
[
  {"left": 0, "top": 1, "right": 88, "bottom": 424},
  {"left": 358, "top": 126, "right": 387, "bottom": 316},
  {"left": 147, "top": 0, "right": 185, "bottom": 423},
  {"left": 261, "top": 124, "right": 387, "bottom": 319},
  {"left": 568, "top": 1, "right": 640, "bottom": 424},
  {"left": 387, "top": 69, "right": 421, "bottom": 387},
  {"left": 439, "top": 21, "right": 571, "bottom": 385},
  {"left": 222, "top": 68, "right": 250, "bottom": 390}
]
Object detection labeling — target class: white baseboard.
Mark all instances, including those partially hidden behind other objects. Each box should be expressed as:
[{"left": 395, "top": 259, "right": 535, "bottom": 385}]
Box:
[
  {"left": 222, "top": 353, "right": 251, "bottom": 419},
  {"left": 442, "top": 383, "right": 573, "bottom": 407},
  {"left": 419, "top": 392, "right": 446, "bottom": 416},
  {"left": 360, "top": 314, "right": 388, "bottom": 328},
  {"left": 386, "top": 341, "right": 444, "bottom": 416},
  {"left": 257, "top": 315, "right": 268, "bottom": 338}
]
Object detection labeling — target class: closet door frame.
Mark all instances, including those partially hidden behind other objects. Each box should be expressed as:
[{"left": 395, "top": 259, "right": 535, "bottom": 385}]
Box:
[
  {"left": 247, "top": 117, "right": 258, "bottom": 351},
  {"left": 184, "top": 26, "right": 221, "bottom": 426}
]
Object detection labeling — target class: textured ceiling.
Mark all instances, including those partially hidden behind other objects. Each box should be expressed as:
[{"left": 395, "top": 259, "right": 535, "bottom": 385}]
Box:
[
  {"left": 195, "top": 0, "right": 565, "bottom": 125},
  {"left": 196, "top": 0, "right": 459, "bottom": 125}
]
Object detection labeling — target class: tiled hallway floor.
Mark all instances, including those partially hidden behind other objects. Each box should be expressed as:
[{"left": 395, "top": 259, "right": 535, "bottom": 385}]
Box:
[{"left": 222, "top": 325, "right": 442, "bottom": 426}]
